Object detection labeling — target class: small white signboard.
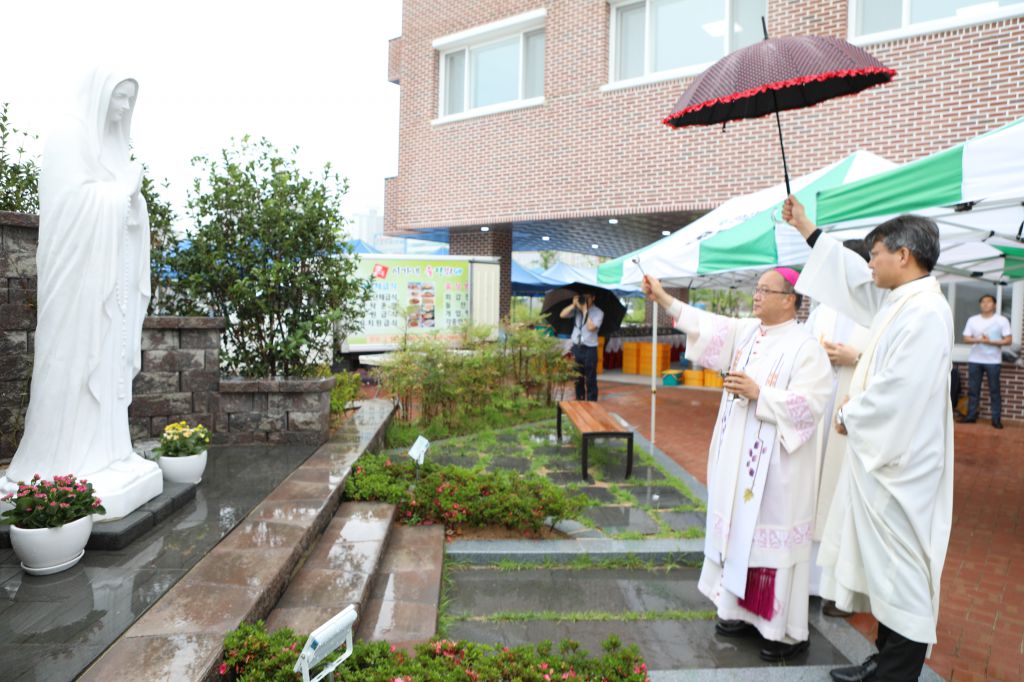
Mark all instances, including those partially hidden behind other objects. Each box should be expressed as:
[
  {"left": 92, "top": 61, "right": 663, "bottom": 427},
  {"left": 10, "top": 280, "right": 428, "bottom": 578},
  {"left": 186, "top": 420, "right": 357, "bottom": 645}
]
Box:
[
  {"left": 293, "top": 605, "right": 357, "bottom": 682},
  {"left": 408, "top": 435, "right": 430, "bottom": 466}
]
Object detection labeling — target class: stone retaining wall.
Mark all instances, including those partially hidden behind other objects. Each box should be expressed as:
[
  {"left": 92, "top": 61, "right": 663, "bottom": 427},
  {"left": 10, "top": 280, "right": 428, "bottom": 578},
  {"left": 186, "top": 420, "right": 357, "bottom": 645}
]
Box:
[
  {"left": 0, "top": 212, "right": 38, "bottom": 458},
  {"left": 215, "top": 376, "right": 335, "bottom": 445},
  {"left": 129, "top": 317, "right": 226, "bottom": 441}
]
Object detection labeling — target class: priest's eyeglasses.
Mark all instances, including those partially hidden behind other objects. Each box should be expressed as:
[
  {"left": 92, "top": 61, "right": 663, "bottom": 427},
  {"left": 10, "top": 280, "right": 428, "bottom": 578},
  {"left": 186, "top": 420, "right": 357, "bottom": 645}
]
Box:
[{"left": 753, "top": 286, "right": 791, "bottom": 296}]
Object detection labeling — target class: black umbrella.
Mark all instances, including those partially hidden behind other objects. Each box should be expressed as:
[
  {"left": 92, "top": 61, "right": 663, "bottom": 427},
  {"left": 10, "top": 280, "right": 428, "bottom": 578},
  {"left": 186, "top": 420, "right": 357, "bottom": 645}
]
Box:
[
  {"left": 541, "top": 283, "right": 626, "bottom": 338},
  {"left": 663, "top": 19, "right": 895, "bottom": 194}
]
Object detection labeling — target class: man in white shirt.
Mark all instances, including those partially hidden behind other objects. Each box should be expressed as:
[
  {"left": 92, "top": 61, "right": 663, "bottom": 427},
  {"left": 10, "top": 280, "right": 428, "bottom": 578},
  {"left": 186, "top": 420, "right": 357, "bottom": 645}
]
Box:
[
  {"left": 560, "top": 291, "right": 604, "bottom": 401},
  {"left": 962, "top": 294, "right": 1012, "bottom": 428}
]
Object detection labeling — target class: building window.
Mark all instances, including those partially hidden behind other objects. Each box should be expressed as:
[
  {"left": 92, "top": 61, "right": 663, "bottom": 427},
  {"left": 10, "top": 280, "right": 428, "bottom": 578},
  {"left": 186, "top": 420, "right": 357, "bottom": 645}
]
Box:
[
  {"left": 436, "top": 11, "right": 545, "bottom": 120},
  {"left": 610, "top": 0, "right": 766, "bottom": 83},
  {"left": 851, "top": 1, "right": 1024, "bottom": 41},
  {"left": 944, "top": 280, "right": 1023, "bottom": 362}
]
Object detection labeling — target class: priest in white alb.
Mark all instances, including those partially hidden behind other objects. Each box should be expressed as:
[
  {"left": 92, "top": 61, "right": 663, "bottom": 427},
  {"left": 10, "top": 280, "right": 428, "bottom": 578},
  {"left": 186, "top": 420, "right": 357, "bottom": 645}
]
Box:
[
  {"left": 784, "top": 196, "right": 954, "bottom": 682},
  {"left": 643, "top": 268, "right": 832, "bottom": 663},
  {"left": 804, "top": 239, "right": 872, "bottom": 616}
]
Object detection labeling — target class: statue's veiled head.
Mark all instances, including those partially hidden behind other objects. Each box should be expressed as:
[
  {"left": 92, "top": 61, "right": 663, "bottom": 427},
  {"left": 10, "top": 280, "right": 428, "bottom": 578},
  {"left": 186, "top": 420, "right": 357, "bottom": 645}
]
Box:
[{"left": 72, "top": 67, "right": 139, "bottom": 171}]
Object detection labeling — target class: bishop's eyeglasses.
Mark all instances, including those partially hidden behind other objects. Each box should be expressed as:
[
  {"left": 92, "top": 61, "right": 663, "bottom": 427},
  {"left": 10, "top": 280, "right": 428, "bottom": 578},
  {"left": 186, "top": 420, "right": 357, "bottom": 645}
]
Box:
[{"left": 753, "top": 286, "right": 791, "bottom": 297}]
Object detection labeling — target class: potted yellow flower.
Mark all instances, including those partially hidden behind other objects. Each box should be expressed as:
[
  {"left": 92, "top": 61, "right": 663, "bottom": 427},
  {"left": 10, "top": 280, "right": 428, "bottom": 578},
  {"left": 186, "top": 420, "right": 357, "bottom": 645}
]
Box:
[
  {"left": 1, "top": 474, "right": 105, "bottom": 575},
  {"left": 154, "top": 421, "right": 211, "bottom": 484}
]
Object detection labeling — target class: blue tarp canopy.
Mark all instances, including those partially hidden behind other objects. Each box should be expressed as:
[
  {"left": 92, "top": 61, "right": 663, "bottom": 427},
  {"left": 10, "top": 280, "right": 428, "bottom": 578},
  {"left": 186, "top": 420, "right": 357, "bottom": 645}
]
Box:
[{"left": 348, "top": 239, "right": 381, "bottom": 254}]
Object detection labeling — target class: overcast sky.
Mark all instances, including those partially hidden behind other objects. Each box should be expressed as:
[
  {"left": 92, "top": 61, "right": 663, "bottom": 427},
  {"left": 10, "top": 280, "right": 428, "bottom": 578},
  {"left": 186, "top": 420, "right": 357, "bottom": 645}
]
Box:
[{"left": 1, "top": 0, "right": 401, "bottom": 225}]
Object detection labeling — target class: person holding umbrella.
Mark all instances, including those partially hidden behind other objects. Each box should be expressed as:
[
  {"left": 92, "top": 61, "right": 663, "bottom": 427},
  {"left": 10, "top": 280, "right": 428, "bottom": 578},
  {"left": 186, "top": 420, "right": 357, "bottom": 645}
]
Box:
[
  {"left": 784, "top": 195, "right": 953, "bottom": 682},
  {"left": 560, "top": 291, "right": 604, "bottom": 401}
]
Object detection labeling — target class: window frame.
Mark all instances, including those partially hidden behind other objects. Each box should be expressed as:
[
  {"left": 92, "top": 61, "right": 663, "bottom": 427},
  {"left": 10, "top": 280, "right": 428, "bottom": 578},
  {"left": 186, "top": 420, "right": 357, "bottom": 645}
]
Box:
[
  {"left": 848, "top": 0, "right": 1024, "bottom": 46},
  {"left": 946, "top": 280, "right": 1023, "bottom": 363},
  {"left": 433, "top": 9, "right": 546, "bottom": 125},
  {"left": 604, "top": 0, "right": 765, "bottom": 92}
]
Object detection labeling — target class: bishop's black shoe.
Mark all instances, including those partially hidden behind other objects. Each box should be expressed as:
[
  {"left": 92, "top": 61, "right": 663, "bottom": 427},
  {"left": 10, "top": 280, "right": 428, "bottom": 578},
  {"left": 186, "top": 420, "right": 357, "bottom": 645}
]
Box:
[
  {"left": 759, "top": 639, "right": 809, "bottom": 662},
  {"left": 714, "top": 619, "right": 756, "bottom": 637},
  {"left": 829, "top": 654, "right": 879, "bottom": 682},
  {"left": 993, "top": 420, "right": 1004, "bottom": 429}
]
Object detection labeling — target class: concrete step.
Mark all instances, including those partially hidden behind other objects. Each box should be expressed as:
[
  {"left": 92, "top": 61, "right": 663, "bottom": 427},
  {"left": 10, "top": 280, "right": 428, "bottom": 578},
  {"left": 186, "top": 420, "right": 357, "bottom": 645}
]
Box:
[
  {"left": 265, "top": 501, "right": 396, "bottom": 635},
  {"left": 355, "top": 523, "right": 445, "bottom": 650}
]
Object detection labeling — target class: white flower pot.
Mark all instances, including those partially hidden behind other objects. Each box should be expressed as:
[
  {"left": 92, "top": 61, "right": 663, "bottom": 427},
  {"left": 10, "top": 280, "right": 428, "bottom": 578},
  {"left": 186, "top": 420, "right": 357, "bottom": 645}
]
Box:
[
  {"left": 157, "top": 449, "right": 208, "bottom": 484},
  {"left": 10, "top": 514, "right": 93, "bottom": 576}
]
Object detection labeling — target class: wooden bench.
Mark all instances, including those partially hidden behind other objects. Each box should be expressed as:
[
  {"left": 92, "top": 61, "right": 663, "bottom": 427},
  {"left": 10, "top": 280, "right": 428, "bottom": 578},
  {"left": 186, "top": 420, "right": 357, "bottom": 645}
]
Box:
[{"left": 557, "top": 401, "right": 633, "bottom": 481}]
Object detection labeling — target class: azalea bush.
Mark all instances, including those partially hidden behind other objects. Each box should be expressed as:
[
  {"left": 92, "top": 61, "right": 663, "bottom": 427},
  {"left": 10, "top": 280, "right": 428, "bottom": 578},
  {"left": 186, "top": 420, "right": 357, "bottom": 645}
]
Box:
[
  {"left": 344, "top": 453, "right": 585, "bottom": 534},
  {"left": 154, "top": 421, "right": 211, "bottom": 458},
  {"left": 219, "top": 621, "right": 650, "bottom": 681},
  {"left": 0, "top": 474, "right": 105, "bottom": 529}
]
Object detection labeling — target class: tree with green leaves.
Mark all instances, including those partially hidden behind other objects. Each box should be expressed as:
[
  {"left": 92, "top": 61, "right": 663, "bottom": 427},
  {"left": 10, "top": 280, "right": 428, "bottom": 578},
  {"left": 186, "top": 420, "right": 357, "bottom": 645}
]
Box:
[
  {"left": 171, "top": 136, "right": 371, "bottom": 377},
  {"left": 0, "top": 103, "right": 39, "bottom": 213}
]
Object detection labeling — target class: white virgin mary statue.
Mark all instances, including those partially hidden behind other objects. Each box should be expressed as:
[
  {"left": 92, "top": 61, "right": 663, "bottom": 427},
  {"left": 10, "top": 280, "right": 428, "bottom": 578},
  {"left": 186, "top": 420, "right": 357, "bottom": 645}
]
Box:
[{"left": 0, "top": 68, "right": 163, "bottom": 519}]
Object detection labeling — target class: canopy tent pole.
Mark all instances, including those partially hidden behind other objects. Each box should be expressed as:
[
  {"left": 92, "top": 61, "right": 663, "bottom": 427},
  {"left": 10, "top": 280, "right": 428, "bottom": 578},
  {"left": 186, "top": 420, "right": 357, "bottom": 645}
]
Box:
[{"left": 651, "top": 303, "right": 657, "bottom": 456}]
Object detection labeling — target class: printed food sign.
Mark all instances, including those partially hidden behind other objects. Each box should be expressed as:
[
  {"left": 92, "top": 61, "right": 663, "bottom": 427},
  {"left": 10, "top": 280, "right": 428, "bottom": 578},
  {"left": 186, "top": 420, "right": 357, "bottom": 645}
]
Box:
[{"left": 347, "top": 258, "right": 472, "bottom": 348}]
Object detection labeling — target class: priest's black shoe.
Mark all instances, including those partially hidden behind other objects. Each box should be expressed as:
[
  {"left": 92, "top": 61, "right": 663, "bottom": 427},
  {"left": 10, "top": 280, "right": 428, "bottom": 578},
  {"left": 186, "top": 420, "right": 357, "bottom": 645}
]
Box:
[
  {"left": 759, "top": 639, "right": 809, "bottom": 662},
  {"left": 829, "top": 654, "right": 879, "bottom": 682},
  {"left": 714, "top": 619, "right": 756, "bottom": 637},
  {"left": 961, "top": 417, "right": 977, "bottom": 423},
  {"left": 993, "top": 420, "right": 1004, "bottom": 429}
]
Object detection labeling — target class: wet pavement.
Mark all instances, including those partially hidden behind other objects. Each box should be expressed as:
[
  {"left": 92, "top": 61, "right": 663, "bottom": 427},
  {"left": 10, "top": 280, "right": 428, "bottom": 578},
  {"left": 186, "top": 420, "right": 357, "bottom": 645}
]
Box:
[
  {"left": 445, "top": 566, "right": 850, "bottom": 670},
  {"left": 0, "top": 443, "right": 315, "bottom": 682}
]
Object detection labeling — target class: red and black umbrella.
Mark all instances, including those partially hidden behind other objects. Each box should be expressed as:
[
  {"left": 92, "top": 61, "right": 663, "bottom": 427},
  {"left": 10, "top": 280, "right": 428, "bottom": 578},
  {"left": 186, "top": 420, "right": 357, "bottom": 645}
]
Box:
[{"left": 663, "top": 21, "right": 895, "bottom": 194}]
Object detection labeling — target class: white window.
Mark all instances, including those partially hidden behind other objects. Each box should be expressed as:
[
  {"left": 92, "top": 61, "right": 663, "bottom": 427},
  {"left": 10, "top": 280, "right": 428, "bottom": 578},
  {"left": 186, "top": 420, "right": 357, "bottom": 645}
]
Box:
[
  {"left": 851, "top": 1, "right": 1024, "bottom": 42},
  {"left": 608, "top": 0, "right": 767, "bottom": 85},
  {"left": 944, "top": 280, "right": 1023, "bottom": 362},
  {"left": 435, "top": 10, "right": 545, "bottom": 121}
]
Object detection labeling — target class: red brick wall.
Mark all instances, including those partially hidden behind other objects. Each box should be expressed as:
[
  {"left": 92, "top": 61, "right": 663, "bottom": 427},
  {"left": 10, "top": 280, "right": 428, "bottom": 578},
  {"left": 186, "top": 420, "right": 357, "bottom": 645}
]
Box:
[
  {"left": 955, "top": 362, "right": 1024, "bottom": 423},
  {"left": 385, "top": 1, "right": 1024, "bottom": 233},
  {"left": 449, "top": 228, "right": 514, "bottom": 320}
]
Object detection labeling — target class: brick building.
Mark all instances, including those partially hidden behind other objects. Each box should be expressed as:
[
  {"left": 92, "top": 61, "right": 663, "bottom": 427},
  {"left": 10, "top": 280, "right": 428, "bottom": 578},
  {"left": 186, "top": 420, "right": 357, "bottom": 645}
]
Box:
[{"left": 383, "top": 0, "right": 1024, "bottom": 419}]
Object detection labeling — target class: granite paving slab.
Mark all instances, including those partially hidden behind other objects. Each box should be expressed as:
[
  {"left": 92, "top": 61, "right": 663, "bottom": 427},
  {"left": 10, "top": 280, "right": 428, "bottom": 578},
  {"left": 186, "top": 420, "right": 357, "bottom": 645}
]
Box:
[
  {"left": 447, "top": 567, "right": 709, "bottom": 615},
  {"left": 627, "top": 484, "right": 690, "bottom": 508},
  {"left": 445, "top": 619, "right": 849, "bottom": 670},
  {"left": 486, "top": 455, "right": 531, "bottom": 472},
  {"left": 546, "top": 470, "right": 593, "bottom": 485},
  {"left": 575, "top": 486, "right": 618, "bottom": 504},
  {"left": 657, "top": 511, "right": 707, "bottom": 532},
  {"left": 582, "top": 506, "right": 659, "bottom": 535}
]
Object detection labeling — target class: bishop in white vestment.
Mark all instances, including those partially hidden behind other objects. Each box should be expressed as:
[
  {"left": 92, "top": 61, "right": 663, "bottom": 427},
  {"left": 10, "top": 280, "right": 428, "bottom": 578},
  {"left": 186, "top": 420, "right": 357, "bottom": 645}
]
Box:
[
  {"left": 644, "top": 269, "right": 832, "bottom": 661},
  {"left": 785, "top": 197, "right": 954, "bottom": 681}
]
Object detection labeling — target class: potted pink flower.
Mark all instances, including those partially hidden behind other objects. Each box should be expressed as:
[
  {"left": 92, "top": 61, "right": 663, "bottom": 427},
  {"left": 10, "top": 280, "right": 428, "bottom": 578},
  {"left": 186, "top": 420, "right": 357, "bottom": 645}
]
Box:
[{"left": 1, "top": 473, "right": 105, "bottom": 575}]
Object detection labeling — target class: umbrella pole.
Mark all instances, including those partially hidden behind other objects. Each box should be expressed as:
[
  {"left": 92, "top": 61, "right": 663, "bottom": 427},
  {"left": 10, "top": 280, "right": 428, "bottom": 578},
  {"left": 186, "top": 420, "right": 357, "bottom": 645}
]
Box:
[
  {"left": 761, "top": 16, "right": 792, "bottom": 196},
  {"left": 651, "top": 304, "right": 657, "bottom": 456}
]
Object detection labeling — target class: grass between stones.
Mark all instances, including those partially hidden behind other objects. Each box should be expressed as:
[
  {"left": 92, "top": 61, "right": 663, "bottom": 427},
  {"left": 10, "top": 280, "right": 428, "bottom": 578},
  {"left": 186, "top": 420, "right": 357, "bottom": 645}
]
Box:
[{"left": 450, "top": 610, "right": 717, "bottom": 623}]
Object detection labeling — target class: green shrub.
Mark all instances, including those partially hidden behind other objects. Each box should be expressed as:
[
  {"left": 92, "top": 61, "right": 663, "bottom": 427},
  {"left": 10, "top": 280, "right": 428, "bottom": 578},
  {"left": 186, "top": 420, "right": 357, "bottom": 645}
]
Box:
[
  {"left": 0, "top": 103, "right": 39, "bottom": 214},
  {"left": 330, "top": 371, "right": 362, "bottom": 414},
  {"left": 345, "top": 453, "right": 585, "bottom": 534},
  {"left": 374, "top": 320, "right": 574, "bottom": 437},
  {"left": 219, "top": 621, "right": 650, "bottom": 681},
  {"left": 170, "top": 136, "right": 371, "bottom": 377}
]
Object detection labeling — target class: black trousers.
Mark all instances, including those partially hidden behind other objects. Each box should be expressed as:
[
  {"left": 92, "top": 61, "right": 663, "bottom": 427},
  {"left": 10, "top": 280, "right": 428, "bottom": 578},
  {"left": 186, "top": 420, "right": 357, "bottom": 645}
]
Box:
[
  {"left": 875, "top": 621, "right": 928, "bottom": 681},
  {"left": 572, "top": 344, "right": 599, "bottom": 401}
]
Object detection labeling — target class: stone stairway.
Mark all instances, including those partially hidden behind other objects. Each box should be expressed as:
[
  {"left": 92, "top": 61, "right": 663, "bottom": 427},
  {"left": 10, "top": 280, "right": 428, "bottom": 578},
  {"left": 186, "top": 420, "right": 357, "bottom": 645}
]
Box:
[
  {"left": 265, "top": 501, "right": 396, "bottom": 635},
  {"left": 355, "top": 523, "right": 445, "bottom": 650},
  {"left": 78, "top": 400, "right": 395, "bottom": 681}
]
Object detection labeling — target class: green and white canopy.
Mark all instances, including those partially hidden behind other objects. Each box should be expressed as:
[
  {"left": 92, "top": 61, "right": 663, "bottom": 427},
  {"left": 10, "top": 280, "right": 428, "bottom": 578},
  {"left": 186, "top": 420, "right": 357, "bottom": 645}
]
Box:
[
  {"left": 597, "top": 151, "right": 894, "bottom": 289},
  {"left": 817, "top": 116, "right": 1024, "bottom": 283},
  {"left": 817, "top": 116, "right": 1024, "bottom": 228}
]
